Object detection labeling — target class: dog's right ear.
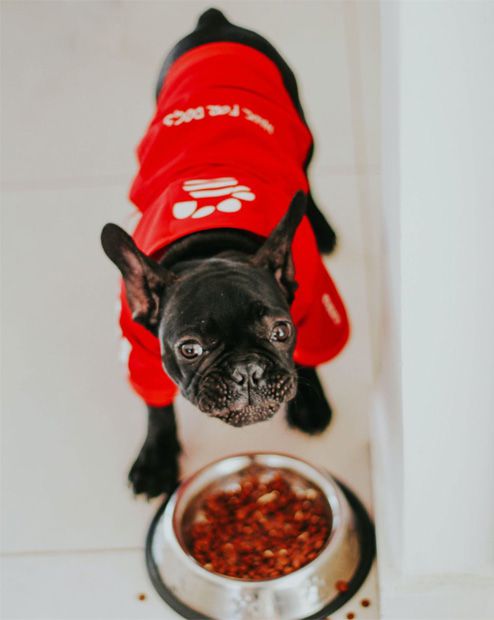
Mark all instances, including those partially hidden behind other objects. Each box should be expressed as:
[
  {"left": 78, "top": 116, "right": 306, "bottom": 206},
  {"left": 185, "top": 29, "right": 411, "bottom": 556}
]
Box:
[{"left": 101, "top": 224, "right": 177, "bottom": 331}]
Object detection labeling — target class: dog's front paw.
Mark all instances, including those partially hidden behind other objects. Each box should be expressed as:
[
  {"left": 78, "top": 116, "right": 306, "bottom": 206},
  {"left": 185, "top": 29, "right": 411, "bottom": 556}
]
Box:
[
  {"left": 287, "top": 394, "right": 332, "bottom": 434},
  {"left": 128, "top": 440, "right": 179, "bottom": 499},
  {"left": 286, "top": 372, "right": 333, "bottom": 434}
]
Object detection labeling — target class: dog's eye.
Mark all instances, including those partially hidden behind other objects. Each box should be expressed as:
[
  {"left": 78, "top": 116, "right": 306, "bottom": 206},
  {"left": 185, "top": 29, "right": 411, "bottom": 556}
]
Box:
[
  {"left": 270, "top": 321, "right": 292, "bottom": 343},
  {"left": 178, "top": 340, "right": 204, "bottom": 359}
]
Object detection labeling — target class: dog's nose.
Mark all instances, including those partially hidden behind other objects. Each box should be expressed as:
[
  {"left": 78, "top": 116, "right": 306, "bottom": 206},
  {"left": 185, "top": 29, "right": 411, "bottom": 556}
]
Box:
[{"left": 231, "top": 363, "right": 264, "bottom": 387}]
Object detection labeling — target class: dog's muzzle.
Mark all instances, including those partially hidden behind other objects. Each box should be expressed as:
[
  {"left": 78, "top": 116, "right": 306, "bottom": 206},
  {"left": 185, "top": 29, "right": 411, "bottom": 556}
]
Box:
[{"left": 195, "top": 359, "right": 297, "bottom": 427}]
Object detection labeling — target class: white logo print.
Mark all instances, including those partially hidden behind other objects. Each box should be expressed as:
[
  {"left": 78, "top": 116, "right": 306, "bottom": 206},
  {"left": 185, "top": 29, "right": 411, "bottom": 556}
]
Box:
[
  {"left": 322, "top": 293, "right": 342, "bottom": 325},
  {"left": 163, "top": 104, "right": 274, "bottom": 135},
  {"left": 172, "top": 177, "right": 256, "bottom": 220}
]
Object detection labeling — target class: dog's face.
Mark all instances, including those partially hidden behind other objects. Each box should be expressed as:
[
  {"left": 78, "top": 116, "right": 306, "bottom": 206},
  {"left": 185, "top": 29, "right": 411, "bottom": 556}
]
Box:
[
  {"left": 101, "top": 192, "right": 306, "bottom": 427},
  {"left": 160, "top": 258, "right": 297, "bottom": 426}
]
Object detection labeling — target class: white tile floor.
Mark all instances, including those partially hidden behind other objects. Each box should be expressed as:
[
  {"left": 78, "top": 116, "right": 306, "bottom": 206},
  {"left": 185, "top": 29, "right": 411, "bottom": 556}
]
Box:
[
  {"left": 1, "top": 550, "right": 380, "bottom": 620},
  {"left": 1, "top": 2, "right": 381, "bottom": 618}
]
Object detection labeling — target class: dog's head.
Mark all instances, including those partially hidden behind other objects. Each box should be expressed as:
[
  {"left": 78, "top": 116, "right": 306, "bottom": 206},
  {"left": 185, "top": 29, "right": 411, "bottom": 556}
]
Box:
[{"left": 101, "top": 192, "right": 306, "bottom": 427}]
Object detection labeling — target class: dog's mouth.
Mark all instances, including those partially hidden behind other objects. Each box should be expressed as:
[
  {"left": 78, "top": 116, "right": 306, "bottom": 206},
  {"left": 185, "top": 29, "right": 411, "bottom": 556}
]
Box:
[
  {"left": 195, "top": 368, "right": 297, "bottom": 427},
  {"left": 217, "top": 402, "right": 280, "bottom": 427}
]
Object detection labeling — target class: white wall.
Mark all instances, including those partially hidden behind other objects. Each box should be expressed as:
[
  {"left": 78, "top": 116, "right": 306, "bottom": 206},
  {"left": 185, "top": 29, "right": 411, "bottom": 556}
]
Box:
[{"left": 376, "top": 0, "right": 494, "bottom": 616}]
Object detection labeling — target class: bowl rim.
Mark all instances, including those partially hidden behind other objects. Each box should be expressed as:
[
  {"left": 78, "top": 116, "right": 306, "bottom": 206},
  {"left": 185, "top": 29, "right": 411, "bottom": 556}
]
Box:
[
  {"left": 163, "top": 451, "right": 351, "bottom": 586},
  {"left": 146, "top": 473, "right": 376, "bottom": 620}
]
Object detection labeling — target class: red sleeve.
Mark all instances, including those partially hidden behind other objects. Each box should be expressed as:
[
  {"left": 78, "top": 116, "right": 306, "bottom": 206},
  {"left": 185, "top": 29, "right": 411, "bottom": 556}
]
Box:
[
  {"left": 293, "top": 258, "right": 350, "bottom": 368},
  {"left": 119, "top": 284, "right": 178, "bottom": 407}
]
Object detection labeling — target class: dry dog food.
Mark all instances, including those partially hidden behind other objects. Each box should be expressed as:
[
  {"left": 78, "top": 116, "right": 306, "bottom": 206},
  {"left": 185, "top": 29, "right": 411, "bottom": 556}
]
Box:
[{"left": 186, "top": 471, "right": 331, "bottom": 580}]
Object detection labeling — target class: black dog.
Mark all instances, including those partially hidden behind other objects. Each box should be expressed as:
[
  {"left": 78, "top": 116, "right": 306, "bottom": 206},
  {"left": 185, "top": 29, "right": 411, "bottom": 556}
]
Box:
[{"left": 101, "top": 9, "right": 347, "bottom": 499}]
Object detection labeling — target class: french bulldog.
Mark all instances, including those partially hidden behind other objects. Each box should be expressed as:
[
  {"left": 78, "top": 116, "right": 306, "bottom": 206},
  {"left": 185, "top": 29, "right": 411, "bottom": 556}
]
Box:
[{"left": 101, "top": 9, "right": 349, "bottom": 498}]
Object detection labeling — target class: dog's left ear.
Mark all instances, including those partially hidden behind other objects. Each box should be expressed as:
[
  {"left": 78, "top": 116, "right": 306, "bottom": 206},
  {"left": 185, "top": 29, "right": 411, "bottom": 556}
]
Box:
[
  {"left": 251, "top": 191, "right": 307, "bottom": 303},
  {"left": 101, "top": 223, "right": 177, "bottom": 331}
]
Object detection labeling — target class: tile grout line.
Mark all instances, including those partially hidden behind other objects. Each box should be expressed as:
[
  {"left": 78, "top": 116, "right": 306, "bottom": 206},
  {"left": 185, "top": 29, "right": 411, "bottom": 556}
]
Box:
[
  {"left": 0, "top": 173, "right": 132, "bottom": 193},
  {"left": 341, "top": 6, "right": 382, "bottom": 616},
  {"left": 342, "top": 1, "right": 381, "bottom": 383},
  {"left": 0, "top": 167, "right": 381, "bottom": 194},
  {"left": 1, "top": 546, "right": 144, "bottom": 559}
]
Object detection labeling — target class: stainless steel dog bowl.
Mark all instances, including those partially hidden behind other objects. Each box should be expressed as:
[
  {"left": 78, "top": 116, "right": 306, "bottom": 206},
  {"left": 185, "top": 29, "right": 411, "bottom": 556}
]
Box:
[{"left": 146, "top": 453, "right": 375, "bottom": 619}]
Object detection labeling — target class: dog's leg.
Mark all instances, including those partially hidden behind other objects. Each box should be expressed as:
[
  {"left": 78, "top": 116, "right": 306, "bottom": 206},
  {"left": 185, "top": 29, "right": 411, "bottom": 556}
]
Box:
[
  {"left": 128, "top": 404, "right": 181, "bottom": 498},
  {"left": 306, "top": 191, "right": 337, "bottom": 255},
  {"left": 286, "top": 365, "right": 333, "bottom": 434}
]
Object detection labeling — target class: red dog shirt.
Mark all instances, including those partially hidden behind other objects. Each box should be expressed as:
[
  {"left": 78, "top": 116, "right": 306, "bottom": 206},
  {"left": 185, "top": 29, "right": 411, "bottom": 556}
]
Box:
[{"left": 119, "top": 42, "right": 350, "bottom": 406}]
